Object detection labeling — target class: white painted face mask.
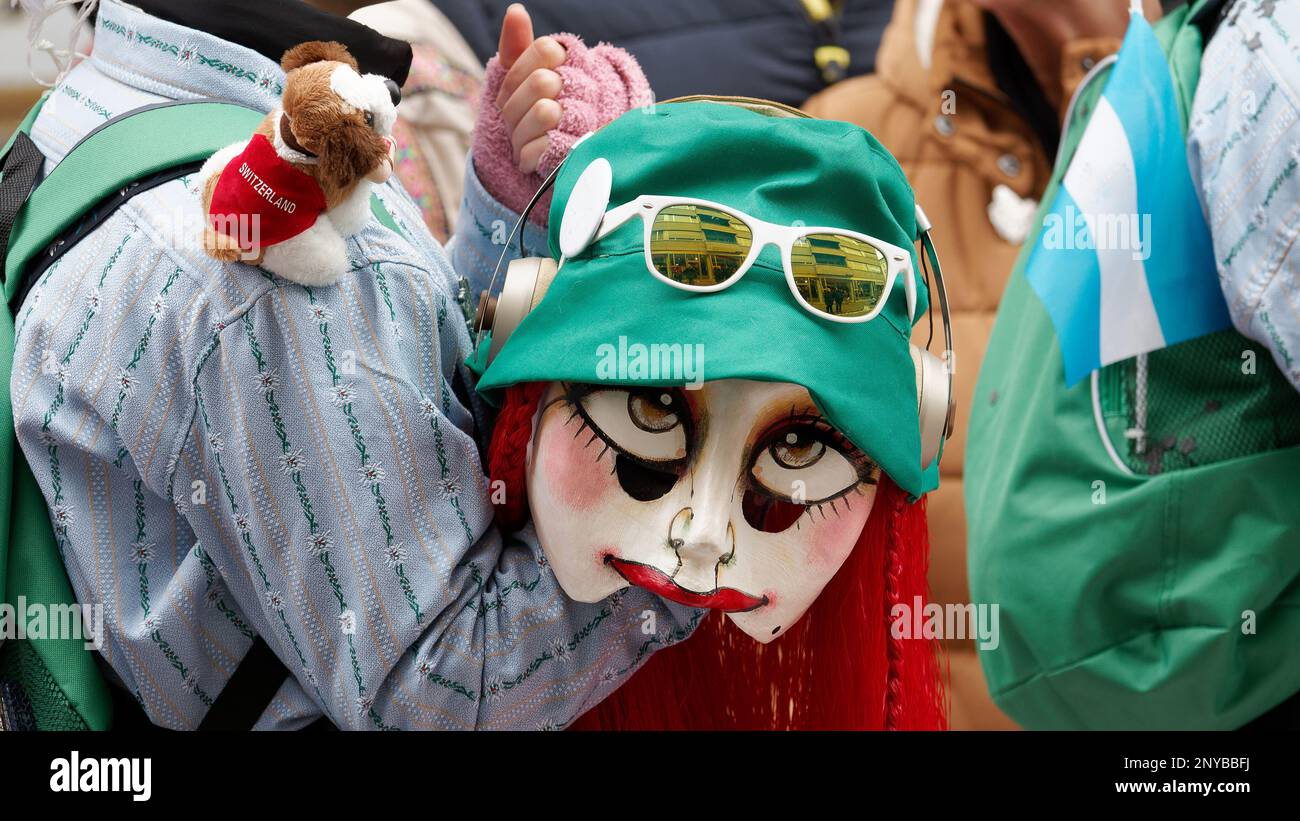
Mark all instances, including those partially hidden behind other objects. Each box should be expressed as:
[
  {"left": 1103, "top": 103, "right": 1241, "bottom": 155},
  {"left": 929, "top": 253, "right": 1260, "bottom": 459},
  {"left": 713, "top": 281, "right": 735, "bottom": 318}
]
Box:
[{"left": 526, "top": 379, "right": 881, "bottom": 643}]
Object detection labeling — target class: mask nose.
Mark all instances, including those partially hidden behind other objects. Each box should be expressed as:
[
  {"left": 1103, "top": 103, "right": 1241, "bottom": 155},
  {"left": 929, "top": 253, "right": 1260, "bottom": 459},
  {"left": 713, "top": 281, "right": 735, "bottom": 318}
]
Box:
[
  {"left": 668, "top": 506, "right": 735, "bottom": 592},
  {"left": 384, "top": 78, "right": 402, "bottom": 107}
]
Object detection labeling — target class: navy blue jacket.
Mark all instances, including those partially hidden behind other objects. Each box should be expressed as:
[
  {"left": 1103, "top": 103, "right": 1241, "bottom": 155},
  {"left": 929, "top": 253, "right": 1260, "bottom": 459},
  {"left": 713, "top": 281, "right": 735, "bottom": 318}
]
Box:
[{"left": 431, "top": 0, "right": 891, "bottom": 107}]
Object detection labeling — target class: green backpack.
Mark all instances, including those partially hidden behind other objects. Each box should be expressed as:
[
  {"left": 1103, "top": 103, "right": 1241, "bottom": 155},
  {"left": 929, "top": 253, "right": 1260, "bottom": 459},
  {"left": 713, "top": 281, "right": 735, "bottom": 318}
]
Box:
[
  {"left": 0, "top": 97, "right": 266, "bottom": 730},
  {"left": 967, "top": 0, "right": 1300, "bottom": 729}
]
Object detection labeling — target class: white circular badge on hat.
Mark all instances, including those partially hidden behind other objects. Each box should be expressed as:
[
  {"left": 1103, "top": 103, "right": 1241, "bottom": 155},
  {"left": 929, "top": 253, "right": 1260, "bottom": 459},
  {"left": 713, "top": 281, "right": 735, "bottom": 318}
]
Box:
[{"left": 559, "top": 157, "right": 612, "bottom": 259}]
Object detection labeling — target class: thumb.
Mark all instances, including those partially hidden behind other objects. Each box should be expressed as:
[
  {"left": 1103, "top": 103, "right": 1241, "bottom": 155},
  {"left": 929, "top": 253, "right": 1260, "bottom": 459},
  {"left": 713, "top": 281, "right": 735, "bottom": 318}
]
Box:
[{"left": 498, "top": 3, "right": 533, "bottom": 70}]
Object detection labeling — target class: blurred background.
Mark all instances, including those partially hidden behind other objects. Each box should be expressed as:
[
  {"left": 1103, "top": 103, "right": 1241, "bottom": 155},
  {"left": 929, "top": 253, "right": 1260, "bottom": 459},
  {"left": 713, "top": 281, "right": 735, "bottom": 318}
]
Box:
[{"left": 0, "top": 2, "right": 82, "bottom": 133}]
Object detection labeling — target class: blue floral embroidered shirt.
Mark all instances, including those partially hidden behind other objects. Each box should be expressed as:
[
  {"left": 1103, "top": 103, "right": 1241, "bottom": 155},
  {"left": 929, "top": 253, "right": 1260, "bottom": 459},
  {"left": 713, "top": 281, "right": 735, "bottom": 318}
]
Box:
[{"left": 12, "top": 0, "right": 698, "bottom": 730}]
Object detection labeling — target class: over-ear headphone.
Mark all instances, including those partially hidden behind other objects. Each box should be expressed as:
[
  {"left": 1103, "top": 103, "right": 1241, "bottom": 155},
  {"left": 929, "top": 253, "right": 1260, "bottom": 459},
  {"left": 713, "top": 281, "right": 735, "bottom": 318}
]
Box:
[{"left": 472, "top": 97, "right": 955, "bottom": 473}]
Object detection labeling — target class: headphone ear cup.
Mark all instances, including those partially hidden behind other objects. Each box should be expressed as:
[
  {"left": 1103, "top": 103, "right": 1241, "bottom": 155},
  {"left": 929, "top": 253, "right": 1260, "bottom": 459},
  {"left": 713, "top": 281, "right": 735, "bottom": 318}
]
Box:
[
  {"left": 910, "top": 344, "right": 952, "bottom": 471},
  {"left": 530, "top": 257, "right": 560, "bottom": 308},
  {"left": 486, "top": 257, "right": 559, "bottom": 364}
]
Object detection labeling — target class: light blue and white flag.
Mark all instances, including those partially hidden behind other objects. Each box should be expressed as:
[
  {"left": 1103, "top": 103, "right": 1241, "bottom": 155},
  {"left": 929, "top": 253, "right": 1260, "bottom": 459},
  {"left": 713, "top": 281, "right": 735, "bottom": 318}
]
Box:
[{"left": 1025, "top": 5, "right": 1230, "bottom": 387}]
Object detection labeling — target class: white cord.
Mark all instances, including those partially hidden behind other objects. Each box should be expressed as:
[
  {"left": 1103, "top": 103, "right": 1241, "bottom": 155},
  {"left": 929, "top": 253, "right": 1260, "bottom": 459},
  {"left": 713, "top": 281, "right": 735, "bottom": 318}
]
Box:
[
  {"left": 1124, "top": 353, "right": 1149, "bottom": 455},
  {"left": 11, "top": 0, "right": 98, "bottom": 87},
  {"left": 1092, "top": 370, "right": 1135, "bottom": 477}
]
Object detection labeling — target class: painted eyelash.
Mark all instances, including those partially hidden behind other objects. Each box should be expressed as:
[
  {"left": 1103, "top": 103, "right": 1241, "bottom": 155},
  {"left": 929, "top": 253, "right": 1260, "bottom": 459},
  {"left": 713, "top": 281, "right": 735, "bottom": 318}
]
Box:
[
  {"left": 556, "top": 394, "right": 618, "bottom": 469},
  {"left": 794, "top": 485, "right": 872, "bottom": 530},
  {"left": 566, "top": 406, "right": 616, "bottom": 467}
]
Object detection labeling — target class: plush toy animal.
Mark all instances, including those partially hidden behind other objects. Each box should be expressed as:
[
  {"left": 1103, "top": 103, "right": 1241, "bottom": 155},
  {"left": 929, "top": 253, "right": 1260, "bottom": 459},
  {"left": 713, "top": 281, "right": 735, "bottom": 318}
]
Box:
[{"left": 199, "top": 41, "right": 399, "bottom": 285}]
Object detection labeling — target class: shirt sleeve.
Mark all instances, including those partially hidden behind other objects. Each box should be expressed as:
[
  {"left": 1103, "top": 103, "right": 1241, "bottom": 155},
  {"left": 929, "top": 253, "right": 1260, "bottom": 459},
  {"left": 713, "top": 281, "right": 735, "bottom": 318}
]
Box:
[
  {"left": 176, "top": 256, "right": 701, "bottom": 730},
  {"left": 447, "top": 152, "right": 551, "bottom": 299}
]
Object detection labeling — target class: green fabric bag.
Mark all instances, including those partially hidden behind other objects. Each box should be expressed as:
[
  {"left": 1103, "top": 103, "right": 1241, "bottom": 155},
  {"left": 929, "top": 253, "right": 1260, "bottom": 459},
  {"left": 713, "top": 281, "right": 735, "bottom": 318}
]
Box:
[
  {"left": 966, "top": 0, "right": 1300, "bottom": 729},
  {"left": 0, "top": 98, "right": 265, "bottom": 730}
]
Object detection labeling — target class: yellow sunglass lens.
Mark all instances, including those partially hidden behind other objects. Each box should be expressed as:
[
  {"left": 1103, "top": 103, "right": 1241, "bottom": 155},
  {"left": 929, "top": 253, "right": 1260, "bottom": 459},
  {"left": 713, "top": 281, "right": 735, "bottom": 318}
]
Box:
[
  {"left": 649, "top": 205, "right": 753, "bottom": 286},
  {"left": 790, "top": 233, "right": 889, "bottom": 318}
]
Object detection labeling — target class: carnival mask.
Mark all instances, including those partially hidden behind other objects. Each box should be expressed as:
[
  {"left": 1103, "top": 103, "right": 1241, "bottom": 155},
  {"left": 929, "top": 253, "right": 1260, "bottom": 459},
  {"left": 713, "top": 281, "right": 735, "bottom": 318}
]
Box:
[
  {"left": 526, "top": 378, "right": 879, "bottom": 643},
  {"left": 482, "top": 101, "right": 946, "bottom": 645}
]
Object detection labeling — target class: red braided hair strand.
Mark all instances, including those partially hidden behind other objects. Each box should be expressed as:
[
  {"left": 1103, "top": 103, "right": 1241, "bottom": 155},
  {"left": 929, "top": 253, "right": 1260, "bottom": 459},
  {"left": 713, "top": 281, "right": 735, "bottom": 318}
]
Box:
[
  {"left": 486, "top": 382, "right": 547, "bottom": 532},
  {"left": 884, "top": 487, "right": 907, "bottom": 729}
]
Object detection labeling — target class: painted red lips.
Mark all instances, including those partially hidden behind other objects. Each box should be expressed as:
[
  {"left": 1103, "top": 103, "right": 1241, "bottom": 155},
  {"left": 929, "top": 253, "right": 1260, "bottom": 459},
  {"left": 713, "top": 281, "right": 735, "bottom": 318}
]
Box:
[{"left": 606, "top": 557, "right": 768, "bottom": 612}]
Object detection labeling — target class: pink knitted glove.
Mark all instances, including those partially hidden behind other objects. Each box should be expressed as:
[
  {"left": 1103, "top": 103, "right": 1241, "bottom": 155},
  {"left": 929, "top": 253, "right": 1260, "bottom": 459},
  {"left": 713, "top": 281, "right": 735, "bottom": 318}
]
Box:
[{"left": 472, "top": 33, "right": 653, "bottom": 226}]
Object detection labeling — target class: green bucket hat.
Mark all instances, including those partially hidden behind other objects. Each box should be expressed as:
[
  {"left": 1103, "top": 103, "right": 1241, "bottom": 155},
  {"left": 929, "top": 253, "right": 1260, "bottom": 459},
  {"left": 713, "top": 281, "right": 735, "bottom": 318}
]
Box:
[{"left": 477, "top": 99, "right": 939, "bottom": 498}]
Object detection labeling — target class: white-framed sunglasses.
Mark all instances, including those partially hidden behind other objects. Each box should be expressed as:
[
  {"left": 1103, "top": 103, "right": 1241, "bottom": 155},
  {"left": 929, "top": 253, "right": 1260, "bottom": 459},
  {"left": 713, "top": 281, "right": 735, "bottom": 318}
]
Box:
[{"left": 576, "top": 192, "right": 918, "bottom": 324}]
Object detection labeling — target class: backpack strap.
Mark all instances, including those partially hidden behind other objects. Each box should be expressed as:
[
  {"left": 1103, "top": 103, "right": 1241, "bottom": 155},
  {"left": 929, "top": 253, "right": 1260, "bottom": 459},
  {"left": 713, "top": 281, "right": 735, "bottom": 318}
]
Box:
[
  {"left": 2, "top": 99, "right": 264, "bottom": 306},
  {"left": 0, "top": 135, "right": 44, "bottom": 276},
  {"left": 0, "top": 93, "right": 52, "bottom": 318},
  {"left": 3, "top": 99, "right": 406, "bottom": 311}
]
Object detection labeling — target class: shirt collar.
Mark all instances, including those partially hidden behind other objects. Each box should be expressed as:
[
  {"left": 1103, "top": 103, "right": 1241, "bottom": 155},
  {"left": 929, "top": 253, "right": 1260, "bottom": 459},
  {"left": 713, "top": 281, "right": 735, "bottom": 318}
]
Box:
[
  {"left": 90, "top": 0, "right": 411, "bottom": 113},
  {"left": 129, "top": 0, "right": 411, "bottom": 85}
]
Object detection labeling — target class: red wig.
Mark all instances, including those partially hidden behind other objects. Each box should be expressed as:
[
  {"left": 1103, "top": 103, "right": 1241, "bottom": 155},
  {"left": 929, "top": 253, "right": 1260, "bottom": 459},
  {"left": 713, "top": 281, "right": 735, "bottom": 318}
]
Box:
[{"left": 488, "top": 382, "right": 947, "bottom": 730}]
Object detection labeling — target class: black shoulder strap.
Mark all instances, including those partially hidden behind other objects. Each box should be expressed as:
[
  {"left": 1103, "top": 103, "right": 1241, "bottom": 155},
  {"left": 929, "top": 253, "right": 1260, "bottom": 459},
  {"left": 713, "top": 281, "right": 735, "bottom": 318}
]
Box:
[
  {"left": 1190, "top": 0, "right": 1241, "bottom": 44},
  {"left": 198, "top": 638, "right": 290, "bottom": 731},
  {"left": 0, "top": 133, "right": 44, "bottom": 281}
]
